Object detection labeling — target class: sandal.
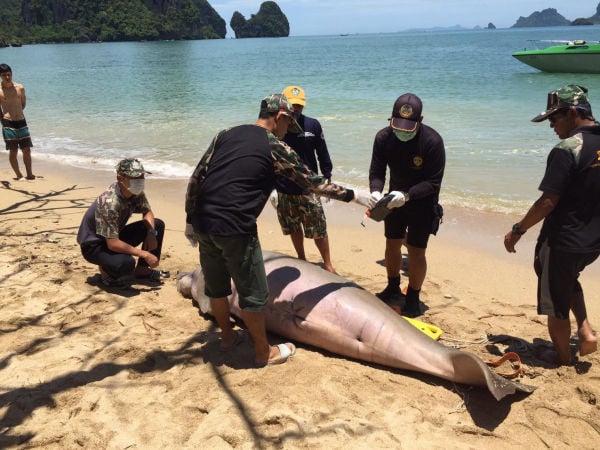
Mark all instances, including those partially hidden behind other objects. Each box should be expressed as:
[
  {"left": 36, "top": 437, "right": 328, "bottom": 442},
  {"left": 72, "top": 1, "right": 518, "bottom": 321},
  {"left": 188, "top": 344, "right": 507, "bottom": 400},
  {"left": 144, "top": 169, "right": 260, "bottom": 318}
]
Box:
[{"left": 256, "top": 343, "right": 296, "bottom": 367}]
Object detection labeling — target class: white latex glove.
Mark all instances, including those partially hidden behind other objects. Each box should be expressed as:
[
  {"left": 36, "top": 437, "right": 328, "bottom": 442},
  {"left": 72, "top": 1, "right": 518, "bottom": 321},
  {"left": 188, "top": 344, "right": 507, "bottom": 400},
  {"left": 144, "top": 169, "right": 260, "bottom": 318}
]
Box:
[
  {"left": 269, "top": 190, "right": 279, "bottom": 209},
  {"left": 352, "top": 189, "right": 371, "bottom": 207},
  {"left": 185, "top": 223, "right": 198, "bottom": 247},
  {"left": 367, "top": 191, "right": 383, "bottom": 209},
  {"left": 387, "top": 191, "right": 406, "bottom": 209}
]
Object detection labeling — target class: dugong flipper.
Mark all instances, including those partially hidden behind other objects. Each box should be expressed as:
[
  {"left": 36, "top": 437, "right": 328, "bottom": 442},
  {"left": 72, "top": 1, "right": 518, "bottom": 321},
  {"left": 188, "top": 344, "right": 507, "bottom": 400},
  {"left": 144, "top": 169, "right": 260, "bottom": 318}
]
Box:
[{"left": 177, "top": 251, "right": 535, "bottom": 400}]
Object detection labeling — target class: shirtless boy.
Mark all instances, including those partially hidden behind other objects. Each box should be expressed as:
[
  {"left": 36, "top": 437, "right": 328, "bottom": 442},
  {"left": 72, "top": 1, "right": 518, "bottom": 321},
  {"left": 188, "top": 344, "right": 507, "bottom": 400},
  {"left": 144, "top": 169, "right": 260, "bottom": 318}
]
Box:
[{"left": 0, "top": 63, "right": 35, "bottom": 180}]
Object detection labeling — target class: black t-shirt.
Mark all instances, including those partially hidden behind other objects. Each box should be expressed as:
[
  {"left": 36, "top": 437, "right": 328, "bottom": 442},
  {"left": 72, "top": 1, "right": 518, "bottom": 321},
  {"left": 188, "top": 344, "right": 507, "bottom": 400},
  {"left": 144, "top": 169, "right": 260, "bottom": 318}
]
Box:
[
  {"left": 539, "top": 125, "right": 600, "bottom": 252},
  {"left": 192, "top": 125, "right": 275, "bottom": 236},
  {"left": 369, "top": 125, "right": 445, "bottom": 206}
]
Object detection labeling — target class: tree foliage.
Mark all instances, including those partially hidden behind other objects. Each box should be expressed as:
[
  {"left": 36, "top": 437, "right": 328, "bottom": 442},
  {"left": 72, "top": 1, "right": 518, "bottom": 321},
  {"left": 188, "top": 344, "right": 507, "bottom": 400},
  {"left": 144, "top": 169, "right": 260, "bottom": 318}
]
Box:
[{"left": 0, "top": 0, "right": 226, "bottom": 44}]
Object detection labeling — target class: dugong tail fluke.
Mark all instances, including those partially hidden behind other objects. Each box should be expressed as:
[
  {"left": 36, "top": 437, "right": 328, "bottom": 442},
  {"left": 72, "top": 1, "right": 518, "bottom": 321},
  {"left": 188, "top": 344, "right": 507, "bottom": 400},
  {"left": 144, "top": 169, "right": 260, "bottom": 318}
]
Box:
[{"left": 177, "top": 251, "right": 535, "bottom": 401}]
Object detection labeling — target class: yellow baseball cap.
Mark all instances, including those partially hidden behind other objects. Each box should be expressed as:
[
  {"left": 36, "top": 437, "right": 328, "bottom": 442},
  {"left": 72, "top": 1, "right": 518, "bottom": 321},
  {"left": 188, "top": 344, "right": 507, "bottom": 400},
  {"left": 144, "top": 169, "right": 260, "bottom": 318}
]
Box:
[{"left": 282, "top": 85, "right": 306, "bottom": 106}]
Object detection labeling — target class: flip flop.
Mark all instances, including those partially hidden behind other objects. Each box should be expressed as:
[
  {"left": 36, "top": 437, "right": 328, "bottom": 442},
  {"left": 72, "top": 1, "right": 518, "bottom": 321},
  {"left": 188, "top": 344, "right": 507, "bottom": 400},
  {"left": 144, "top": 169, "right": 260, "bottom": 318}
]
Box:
[
  {"left": 266, "top": 343, "right": 296, "bottom": 366},
  {"left": 219, "top": 330, "right": 244, "bottom": 352}
]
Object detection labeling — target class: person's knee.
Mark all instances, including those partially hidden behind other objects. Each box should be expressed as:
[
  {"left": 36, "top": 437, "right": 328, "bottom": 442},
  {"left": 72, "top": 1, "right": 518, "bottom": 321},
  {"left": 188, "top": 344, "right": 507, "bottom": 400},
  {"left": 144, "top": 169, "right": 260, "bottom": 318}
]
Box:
[
  {"left": 385, "top": 238, "right": 404, "bottom": 251},
  {"left": 98, "top": 253, "right": 135, "bottom": 278},
  {"left": 154, "top": 218, "right": 165, "bottom": 233},
  {"left": 115, "top": 255, "right": 136, "bottom": 276},
  {"left": 410, "top": 251, "right": 427, "bottom": 264}
]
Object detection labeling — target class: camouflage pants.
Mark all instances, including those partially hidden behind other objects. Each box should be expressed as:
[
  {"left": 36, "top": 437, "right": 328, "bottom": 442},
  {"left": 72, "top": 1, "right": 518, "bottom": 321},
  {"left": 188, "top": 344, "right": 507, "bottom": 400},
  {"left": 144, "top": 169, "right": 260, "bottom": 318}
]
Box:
[{"left": 276, "top": 192, "right": 328, "bottom": 239}]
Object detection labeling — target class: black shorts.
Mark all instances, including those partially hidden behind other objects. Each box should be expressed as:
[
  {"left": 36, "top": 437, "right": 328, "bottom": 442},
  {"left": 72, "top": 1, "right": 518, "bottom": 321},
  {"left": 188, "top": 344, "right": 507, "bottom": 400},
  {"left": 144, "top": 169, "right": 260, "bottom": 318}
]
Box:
[
  {"left": 384, "top": 202, "right": 442, "bottom": 249},
  {"left": 534, "top": 239, "right": 599, "bottom": 319}
]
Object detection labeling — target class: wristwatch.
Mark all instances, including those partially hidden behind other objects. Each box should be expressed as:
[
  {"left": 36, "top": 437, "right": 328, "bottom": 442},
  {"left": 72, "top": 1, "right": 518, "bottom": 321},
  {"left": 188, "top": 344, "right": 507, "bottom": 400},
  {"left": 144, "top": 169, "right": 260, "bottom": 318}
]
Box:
[
  {"left": 147, "top": 228, "right": 158, "bottom": 236},
  {"left": 512, "top": 223, "right": 526, "bottom": 235}
]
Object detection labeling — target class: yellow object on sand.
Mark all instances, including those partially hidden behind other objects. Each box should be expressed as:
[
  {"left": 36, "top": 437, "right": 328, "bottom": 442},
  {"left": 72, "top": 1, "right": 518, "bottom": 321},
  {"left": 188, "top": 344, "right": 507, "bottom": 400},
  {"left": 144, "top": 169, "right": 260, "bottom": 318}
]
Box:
[{"left": 402, "top": 316, "right": 443, "bottom": 340}]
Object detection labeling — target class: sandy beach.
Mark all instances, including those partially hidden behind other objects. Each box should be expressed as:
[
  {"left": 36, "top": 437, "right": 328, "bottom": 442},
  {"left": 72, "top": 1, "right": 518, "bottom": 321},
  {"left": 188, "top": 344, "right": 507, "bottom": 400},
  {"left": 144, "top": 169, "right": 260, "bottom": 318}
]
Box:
[{"left": 1, "top": 159, "right": 599, "bottom": 449}]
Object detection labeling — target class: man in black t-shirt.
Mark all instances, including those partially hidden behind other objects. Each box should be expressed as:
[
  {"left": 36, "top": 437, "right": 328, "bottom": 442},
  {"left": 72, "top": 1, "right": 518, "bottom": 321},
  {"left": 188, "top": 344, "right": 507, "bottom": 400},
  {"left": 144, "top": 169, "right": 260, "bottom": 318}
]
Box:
[
  {"left": 184, "top": 94, "right": 369, "bottom": 367},
  {"left": 505, "top": 84, "right": 600, "bottom": 365},
  {"left": 368, "top": 93, "right": 446, "bottom": 317}
]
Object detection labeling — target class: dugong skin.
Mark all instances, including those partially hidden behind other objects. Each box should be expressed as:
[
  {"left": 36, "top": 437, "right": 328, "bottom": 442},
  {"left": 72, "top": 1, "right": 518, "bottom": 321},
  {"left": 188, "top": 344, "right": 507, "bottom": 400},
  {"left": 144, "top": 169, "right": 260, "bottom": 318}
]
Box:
[{"left": 177, "top": 251, "right": 534, "bottom": 401}]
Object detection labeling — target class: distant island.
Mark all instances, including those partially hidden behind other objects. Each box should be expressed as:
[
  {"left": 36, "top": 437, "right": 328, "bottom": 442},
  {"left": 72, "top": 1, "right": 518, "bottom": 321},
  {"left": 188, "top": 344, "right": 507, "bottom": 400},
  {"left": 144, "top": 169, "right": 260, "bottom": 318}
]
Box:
[
  {"left": 405, "top": 3, "right": 600, "bottom": 33},
  {"left": 0, "top": 0, "right": 290, "bottom": 46},
  {"left": 511, "top": 3, "right": 600, "bottom": 27}
]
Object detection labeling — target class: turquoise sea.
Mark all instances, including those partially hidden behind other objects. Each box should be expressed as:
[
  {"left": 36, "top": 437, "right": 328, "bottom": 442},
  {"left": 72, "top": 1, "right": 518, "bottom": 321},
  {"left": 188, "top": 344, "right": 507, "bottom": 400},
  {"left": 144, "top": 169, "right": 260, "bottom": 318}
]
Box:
[{"left": 2, "top": 25, "right": 600, "bottom": 214}]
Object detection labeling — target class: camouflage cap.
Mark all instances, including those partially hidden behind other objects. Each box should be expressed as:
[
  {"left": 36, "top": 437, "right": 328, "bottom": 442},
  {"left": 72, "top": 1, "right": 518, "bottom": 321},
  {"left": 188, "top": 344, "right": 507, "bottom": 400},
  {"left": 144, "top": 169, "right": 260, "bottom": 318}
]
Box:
[
  {"left": 531, "top": 84, "right": 593, "bottom": 122},
  {"left": 260, "top": 94, "right": 302, "bottom": 134},
  {"left": 116, "top": 158, "right": 151, "bottom": 178}
]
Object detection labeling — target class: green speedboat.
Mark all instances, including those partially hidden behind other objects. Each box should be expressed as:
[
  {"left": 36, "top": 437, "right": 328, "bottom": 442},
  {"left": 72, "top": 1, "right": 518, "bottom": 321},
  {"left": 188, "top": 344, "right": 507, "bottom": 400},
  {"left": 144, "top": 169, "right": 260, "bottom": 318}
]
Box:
[{"left": 512, "top": 40, "right": 600, "bottom": 73}]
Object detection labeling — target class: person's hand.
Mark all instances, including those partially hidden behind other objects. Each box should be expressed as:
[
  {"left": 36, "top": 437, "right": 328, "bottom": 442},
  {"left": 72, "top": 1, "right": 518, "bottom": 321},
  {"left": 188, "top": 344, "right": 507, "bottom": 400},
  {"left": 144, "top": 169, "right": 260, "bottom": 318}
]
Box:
[
  {"left": 387, "top": 191, "right": 406, "bottom": 209},
  {"left": 504, "top": 230, "right": 520, "bottom": 253},
  {"left": 185, "top": 223, "right": 198, "bottom": 248},
  {"left": 368, "top": 191, "right": 383, "bottom": 209},
  {"left": 352, "top": 189, "right": 371, "bottom": 207},
  {"left": 142, "top": 251, "right": 159, "bottom": 268},
  {"left": 269, "top": 190, "right": 279, "bottom": 209}
]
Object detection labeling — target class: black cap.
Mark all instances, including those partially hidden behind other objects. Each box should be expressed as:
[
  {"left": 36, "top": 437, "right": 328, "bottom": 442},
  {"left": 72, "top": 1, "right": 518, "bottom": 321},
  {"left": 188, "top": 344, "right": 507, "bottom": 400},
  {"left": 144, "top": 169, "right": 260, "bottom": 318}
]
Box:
[{"left": 390, "top": 93, "right": 422, "bottom": 132}]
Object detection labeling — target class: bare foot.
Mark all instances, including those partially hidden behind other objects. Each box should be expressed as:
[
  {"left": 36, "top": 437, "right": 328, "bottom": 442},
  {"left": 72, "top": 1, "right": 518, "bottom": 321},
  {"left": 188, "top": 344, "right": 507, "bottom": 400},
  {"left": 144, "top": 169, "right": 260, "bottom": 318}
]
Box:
[
  {"left": 324, "top": 265, "right": 338, "bottom": 275},
  {"left": 579, "top": 330, "right": 598, "bottom": 357},
  {"left": 25, "top": 174, "right": 36, "bottom": 180}
]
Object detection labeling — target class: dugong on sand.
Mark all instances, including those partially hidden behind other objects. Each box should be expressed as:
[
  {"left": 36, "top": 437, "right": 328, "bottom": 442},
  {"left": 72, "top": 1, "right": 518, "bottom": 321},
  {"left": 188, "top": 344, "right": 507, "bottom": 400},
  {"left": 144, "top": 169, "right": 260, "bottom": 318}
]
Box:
[{"left": 177, "top": 251, "right": 535, "bottom": 401}]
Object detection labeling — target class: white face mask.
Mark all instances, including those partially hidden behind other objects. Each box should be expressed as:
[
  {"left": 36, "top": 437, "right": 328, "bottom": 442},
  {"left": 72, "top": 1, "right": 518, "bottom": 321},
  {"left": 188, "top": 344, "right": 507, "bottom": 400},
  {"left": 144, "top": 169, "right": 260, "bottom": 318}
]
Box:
[
  {"left": 127, "top": 179, "right": 145, "bottom": 195},
  {"left": 393, "top": 129, "right": 417, "bottom": 142}
]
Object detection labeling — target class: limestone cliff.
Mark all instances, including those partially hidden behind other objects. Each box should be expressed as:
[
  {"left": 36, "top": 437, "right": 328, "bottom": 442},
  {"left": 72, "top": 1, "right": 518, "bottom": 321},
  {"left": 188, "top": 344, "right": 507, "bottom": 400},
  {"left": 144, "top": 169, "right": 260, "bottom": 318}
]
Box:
[
  {"left": 230, "top": 1, "right": 289, "bottom": 38},
  {"left": 511, "top": 8, "right": 570, "bottom": 27},
  {"left": 511, "top": 3, "right": 600, "bottom": 28},
  {"left": 575, "top": 2, "right": 600, "bottom": 24},
  {"left": 0, "top": 0, "right": 226, "bottom": 43}
]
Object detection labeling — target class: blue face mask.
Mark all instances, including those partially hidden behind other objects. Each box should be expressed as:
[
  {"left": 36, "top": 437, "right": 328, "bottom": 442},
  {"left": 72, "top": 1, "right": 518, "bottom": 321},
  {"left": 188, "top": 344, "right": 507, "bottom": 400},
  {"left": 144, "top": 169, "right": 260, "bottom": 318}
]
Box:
[{"left": 393, "top": 129, "right": 417, "bottom": 142}]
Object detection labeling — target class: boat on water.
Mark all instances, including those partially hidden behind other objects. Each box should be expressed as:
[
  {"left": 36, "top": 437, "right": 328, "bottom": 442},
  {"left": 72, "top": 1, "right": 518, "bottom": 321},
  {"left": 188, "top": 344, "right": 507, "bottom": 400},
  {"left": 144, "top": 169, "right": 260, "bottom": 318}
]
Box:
[{"left": 512, "top": 40, "right": 600, "bottom": 73}]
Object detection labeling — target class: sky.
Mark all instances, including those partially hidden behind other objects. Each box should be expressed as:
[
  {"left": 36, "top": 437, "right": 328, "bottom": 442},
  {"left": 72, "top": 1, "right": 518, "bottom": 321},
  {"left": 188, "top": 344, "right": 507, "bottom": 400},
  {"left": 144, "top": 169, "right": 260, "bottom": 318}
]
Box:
[{"left": 211, "top": 1, "right": 598, "bottom": 36}]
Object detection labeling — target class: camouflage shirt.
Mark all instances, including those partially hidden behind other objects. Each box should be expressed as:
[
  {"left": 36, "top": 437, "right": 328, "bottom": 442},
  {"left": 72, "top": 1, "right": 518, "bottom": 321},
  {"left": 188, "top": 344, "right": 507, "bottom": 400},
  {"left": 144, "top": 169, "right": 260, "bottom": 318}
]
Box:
[{"left": 77, "top": 182, "right": 151, "bottom": 245}]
